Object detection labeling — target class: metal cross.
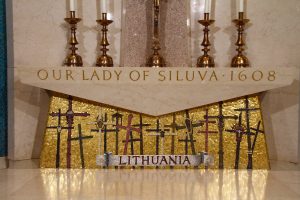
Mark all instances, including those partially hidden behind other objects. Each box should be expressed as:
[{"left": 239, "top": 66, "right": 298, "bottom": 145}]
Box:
[
  {"left": 250, "top": 121, "right": 264, "bottom": 157},
  {"left": 50, "top": 96, "right": 90, "bottom": 168},
  {"left": 70, "top": 124, "right": 93, "bottom": 168},
  {"left": 225, "top": 113, "right": 250, "bottom": 169},
  {"left": 177, "top": 110, "right": 203, "bottom": 155},
  {"left": 198, "top": 109, "right": 218, "bottom": 168},
  {"left": 147, "top": 123, "right": 176, "bottom": 155},
  {"left": 178, "top": 134, "right": 196, "bottom": 155},
  {"left": 47, "top": 109, "right": 74, "bottom": 168},
  {"left": 204, "top": 102, "right": 238, "bottom": 169},
  {"left": 90, "top": 110, "right": 115, "bottom": 156},
  {"left": 146, "top": 119, "right": 163, "bottom": 155},
  {"left": 112, "top": 110, "right": 123, "bottom": 155},
  {"left": 234, "top": 96, "right": 260, "bottom": 169},
  {"left": 117, "top": 114, "right": 141, "bottom": 155},
  {"left": 132, "top": 114, "right": 151, "bottom": 155},
  {"left": 165, "top": 113, "right": 180, "bottom": 169}
]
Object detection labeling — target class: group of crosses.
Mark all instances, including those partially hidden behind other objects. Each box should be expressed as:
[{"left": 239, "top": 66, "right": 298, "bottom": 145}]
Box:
[{"left": 47, "top": 96, "right": 264, "bottom": 169}]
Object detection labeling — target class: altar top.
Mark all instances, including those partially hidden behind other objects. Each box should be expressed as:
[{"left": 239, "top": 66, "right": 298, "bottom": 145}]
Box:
[{"left": 17, "top": 66, "right": 298, "bottom": 116}]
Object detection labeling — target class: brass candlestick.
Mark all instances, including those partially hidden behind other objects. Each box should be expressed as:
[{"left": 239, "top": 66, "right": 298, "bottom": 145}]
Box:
[
  {"left": 64, "top": 11, "right": 83, "bottom": 67},
  {"left": 96, "top": 13, "right": 114, "bottom": 67},
  {"left": 146, "top": 0, "right": 166, "bottom": 68},
  {"left": 197, "top": 13, "right": 215, "bottom": 68},
  {"left": 231, "top": 12, "right": 250, "bottom": 68}
]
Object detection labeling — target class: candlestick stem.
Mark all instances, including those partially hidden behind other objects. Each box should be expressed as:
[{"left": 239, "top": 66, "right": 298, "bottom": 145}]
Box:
[
  {"left": 96, "top": 13, "right": 114, "bottom": 67},
  {"left": 197, "top": 13, "right": 215, "bottom": 68},
  {"left": 64, "top": 11, "right": 83, "bottom": 67},
  {"left": 146, "top": 0, "right": 166, "bottom": 68},
  {"left": 231, "top": 12, "right": 250, "bottom": 68}
]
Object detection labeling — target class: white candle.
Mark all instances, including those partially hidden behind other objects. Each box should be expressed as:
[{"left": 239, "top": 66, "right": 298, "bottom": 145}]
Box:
[
  {"left": 101, "top": 0, "right": 108, "bottom": 13},
  {"left": 237, "top": 0, "right": 244, "bottom": 12},
  {"left": 204, "top": 0, "right": 212, "bottom": 13},
  {"left": 70, "top": 0, "right": 76, "bottom": 11}
]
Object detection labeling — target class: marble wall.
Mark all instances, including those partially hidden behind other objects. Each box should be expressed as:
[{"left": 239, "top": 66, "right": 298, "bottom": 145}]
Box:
[{"left": 8, "top": 0, "right": 300, "bottom": 163}]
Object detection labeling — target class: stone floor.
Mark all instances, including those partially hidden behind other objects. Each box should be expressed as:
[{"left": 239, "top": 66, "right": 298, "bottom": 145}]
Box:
[{"left": 0, "top": 160, "right": 299, "bottom": 200}]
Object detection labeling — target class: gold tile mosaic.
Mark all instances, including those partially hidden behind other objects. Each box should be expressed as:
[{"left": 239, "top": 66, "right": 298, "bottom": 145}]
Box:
[{"left": 40, "top": 93, "right": 269, "bottom": 169}]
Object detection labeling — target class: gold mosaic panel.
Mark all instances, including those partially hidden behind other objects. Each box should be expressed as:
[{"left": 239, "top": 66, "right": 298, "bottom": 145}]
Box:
[{"left": 40, "top": 93, "right": 270, "bottom": 169}]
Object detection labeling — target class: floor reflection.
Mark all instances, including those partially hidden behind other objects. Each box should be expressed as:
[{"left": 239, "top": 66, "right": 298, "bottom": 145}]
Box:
[{"left": 41, "top": 170, "right": 268, "bottom": 200}]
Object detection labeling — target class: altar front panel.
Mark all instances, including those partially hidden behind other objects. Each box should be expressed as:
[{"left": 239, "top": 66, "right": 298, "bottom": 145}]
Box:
[{"left": 9, "top": 0, "right": 300, "bottom": 165}]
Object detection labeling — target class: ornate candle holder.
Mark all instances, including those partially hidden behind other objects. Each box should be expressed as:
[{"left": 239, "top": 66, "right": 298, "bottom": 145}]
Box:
[
  {"left": 96, "top": 13, "right": 114, "bottom": 67},
  {"left": 146, "top": 0, "right": 166, "bottom": 68},
  {"left": 231, "top": 12, "right": 250, "bottom": 68},
  {"left": 64, "top": 11, "right": 83, "bottom": 67},
  {"left": 197, "top": 13, "right": 215, "bottom": 68}
]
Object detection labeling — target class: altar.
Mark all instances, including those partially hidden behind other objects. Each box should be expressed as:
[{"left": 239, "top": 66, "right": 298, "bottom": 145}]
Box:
[{"left": 5, "top": 0, "right": 300, "bottom": 171}]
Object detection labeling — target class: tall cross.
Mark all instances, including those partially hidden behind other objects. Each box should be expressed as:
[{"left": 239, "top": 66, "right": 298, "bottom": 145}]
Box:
[
  {"left": 47, "top": 109, "right": 74, "bottom": 168},
  {"left": 178, "top": 134, "right": 196, "bottom": 155},
  {"left": 117, "top": 114, "right": 141, "bottom": 155},
  {"left": 147, "top": 124, "right": 176, "bottom": 155},
  {"left": 132, "top": 114, "right": 151, "bottom": 155},
  {"left": 112, "top": 110, "right": 123, "bottom": 155},
  {"left": 177, "top": 110, "right": 203, "bottom": 155},
  {"left": 50, "top": 95, "right": 90, "bottom": 168},
  {"left": 146, "top": 119, "right": 163, "bottom": 155},
  {"left": 225, "top": 113, "right": 249, "bottom": 169},
  {"left": 204, "top": 102, "right": 238, "bottom": 169},
  {"left": 70, "top": 124, "right": 93, "bottom": 168},
  {"left": 250, "top": 121, "right": 264, "bottom": 158},
  {"left": 198, "top": 109, "right": 218, "bottom": 169},
  {"left": 90, "top": 111, "right": 115, "bottom": 156},
  {"left": 234, "top": 96, "right": 260, "bottom": 169},
  {"left": 166, "top": 113, "right": 180, "bottom": 154}
]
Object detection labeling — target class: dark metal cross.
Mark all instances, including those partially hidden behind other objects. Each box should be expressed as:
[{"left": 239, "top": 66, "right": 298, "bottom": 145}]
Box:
[
  {"left": 47, "top": 109, "right": 74, "bottom": 168},
  {"left": 117, "top": 114, "right": 141, "bottom": 155},
  {"left": 250, "top": 121, "right": 264, "bottom": 157},
  {"left": 178, "top": 134, "right": 196, "bottom": 155},
  {"left": 198, "top": 109, "right": 218, "bottom": 169},
  {"left": 70, "top": 124, "right": 93, "bottom": 168},
  {"left": 112, "top": 110, "right": 123, "bottom": 155},
  {"left": 147, "top": 123, "right": 175, "bottom": 155},
  {"left": 225, "top": 113, "right": 250, "bottom": 169},
  {"left": 234, "top": 96, "right": 260, "bottom": 169},
  {"left": 204, "top": 102, "right": 238, "bottom": 169},
  {"left": 49, "top": 96, "right": 90, "bottom": 168},
  {"left": 146, "top": 119, "right": 164, "bottom": 155},
  {"left": 177, "top": 110, "right": 203, "bottom": 155},
  {"left": 132, "top": 114, "right": 151, "bottom": 155}
]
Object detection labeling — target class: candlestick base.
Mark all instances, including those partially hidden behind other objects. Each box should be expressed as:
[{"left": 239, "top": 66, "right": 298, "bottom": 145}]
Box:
[
  {"left": 197, "top": 55, "right": 215, "bottom": 68},
  {"left": 65, "top": 54, "right": 83, "bottom": 67},
  {"left": 96, "top": 55, "right": 113, "bottom": 67},
  {"left": 146, "top": 54, "right": 166, "bottom": 68},
  {"left": 231, "top": 54, "right": 249, "bottom": 68}
]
